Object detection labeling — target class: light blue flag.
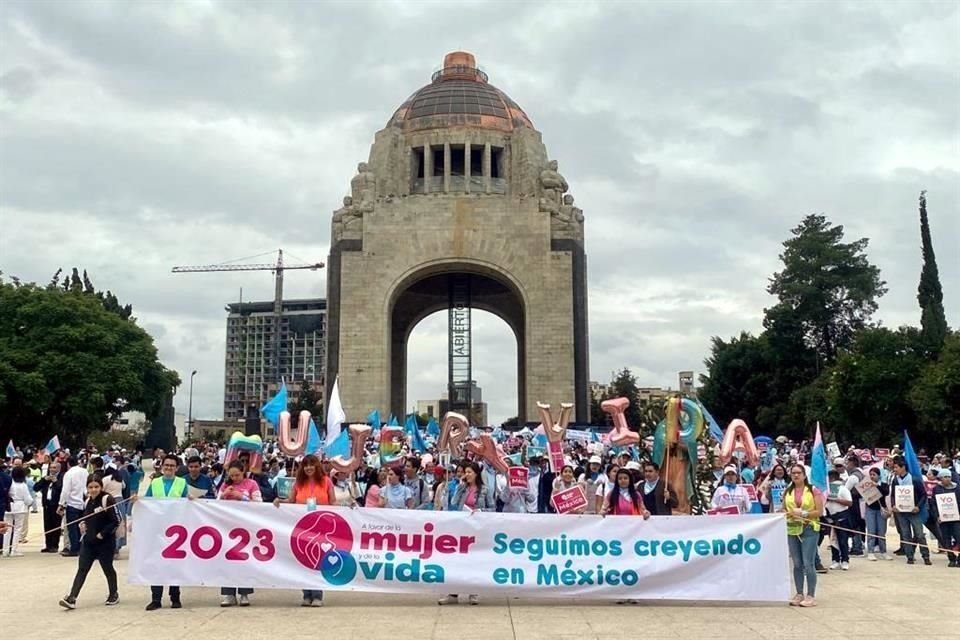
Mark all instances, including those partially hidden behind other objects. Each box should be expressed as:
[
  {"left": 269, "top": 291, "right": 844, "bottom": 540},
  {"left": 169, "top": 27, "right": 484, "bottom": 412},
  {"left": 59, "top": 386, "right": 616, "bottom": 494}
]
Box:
[
  {"left": 45, "top": 436, "right": 61, "bottom": 456},
  {"left": 697, "top": 401, "right": 725, "bottom": 442},
  {"left": 405, "top": 415, "right": 428, "bottom": 454},
  {"left": 5, "top": 440, "right": 16, "bottom": 458},
  {"left": 590, "top": 429, "right": 600, "bottom": 443},
  {"left": 810, "top": 422, "right": 828, "bottom": 492},
  {"left": 902, "top": 431, "right": 922, "bottom": 478},
  {"left": 388, "top": 414, "right": 399, "bottom": 427},
  {"left": 305, "top": 418, "right": 323, "bottom": 455},
  {"left": 260, "top": 381, "right": 288, "bottom": 427},
  {"left": 324, "top": 428, "right": 350, "bottom": 459},
  {"left": 533, "top": 434, "right": 547, "bottom": 447},
  {"left": 367, "top": 409, "right": 381, "bottom": 429},
  {"left": 631, "top": 445, "right": 639, "bottom": 462},
  {"left": 427, "top": 417, "right": 440, "bottom": 438}
]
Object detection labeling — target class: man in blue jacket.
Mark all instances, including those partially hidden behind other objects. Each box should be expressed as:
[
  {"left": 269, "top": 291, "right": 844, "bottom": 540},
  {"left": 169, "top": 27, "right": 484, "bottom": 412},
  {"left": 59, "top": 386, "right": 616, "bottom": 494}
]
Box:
[{"left": 891, "top": 456, "right": 931, "bottom": 566}]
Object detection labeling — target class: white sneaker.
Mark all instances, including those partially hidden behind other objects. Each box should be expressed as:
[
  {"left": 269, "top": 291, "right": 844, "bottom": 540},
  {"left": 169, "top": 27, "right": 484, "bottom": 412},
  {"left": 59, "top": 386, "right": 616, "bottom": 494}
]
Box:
[
  {"left": 884, "top": 554, "right": 895, "bottom": 561},
  {"left": 840, "top": 561, "right": 849, "bottom": 571},
  {"left": 8, "top": 551, "right": 23, "bottom": 557},
  {"left": 867, "top": 553, "right": 877, "bottom": 561},
  {"left": 468, "top": 595, "right": 479, "bottom": 605},
  {"left": 437, "top": 595, "right": 458, "bottom": 605},
  {"left": 220, "top": 596, "right": 237, "bottom": 607},
  {"left": 238, "top": 594, "right": 250, "bottom": 607},
  {"left": 829, "top": 562, "right": 840, "bottom": 570}
]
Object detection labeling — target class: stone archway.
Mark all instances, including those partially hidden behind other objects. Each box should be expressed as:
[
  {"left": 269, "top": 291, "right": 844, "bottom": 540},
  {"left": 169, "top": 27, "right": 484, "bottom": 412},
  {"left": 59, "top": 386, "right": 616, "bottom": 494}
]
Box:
[{"left": 388, "top": 263, "right": 526, "bottom": 423}]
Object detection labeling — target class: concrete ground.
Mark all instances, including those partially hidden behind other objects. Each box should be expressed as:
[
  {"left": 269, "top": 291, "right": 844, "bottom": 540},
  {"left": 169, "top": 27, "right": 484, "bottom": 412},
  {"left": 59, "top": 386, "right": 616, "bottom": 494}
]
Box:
[{"left": 0, "top": 511, "right": 952, "bottom": 640}]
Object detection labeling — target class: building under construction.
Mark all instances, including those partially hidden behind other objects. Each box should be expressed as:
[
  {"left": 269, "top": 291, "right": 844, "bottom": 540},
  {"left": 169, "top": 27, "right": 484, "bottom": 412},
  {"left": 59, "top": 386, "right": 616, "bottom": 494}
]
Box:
[{"left": 223, "top": 298, "right": 326, "bottom": 422}]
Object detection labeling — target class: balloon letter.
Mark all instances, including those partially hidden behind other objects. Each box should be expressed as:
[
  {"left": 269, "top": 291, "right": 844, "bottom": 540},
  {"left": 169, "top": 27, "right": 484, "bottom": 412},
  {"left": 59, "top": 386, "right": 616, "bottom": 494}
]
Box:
[
  {"left": 719, "top": 419, "right": 760, "bottom": 466},
  {"left": 601, "top": 397, "right": 640, "bottom": 447},
  {"left": 464, "top": 434, "right": 510, "bottom": 474},
  {"left": 537, "top": 402, "right": 573, "bottom": 473},
  {"left": 438, "top": 412, "right": 469, "bottom": 455},
  {"left": 277, "top": 410, "right": 309, "bottom": 456},
  {"left": 328, "top": 424, "right": 373, "bottom": 474}
]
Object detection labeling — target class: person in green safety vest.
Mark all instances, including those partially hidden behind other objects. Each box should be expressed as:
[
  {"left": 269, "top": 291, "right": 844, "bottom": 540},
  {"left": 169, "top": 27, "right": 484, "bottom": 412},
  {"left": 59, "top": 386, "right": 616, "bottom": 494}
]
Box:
[{"left": 131, "top": 453, "right": 188, "bottom": 611}]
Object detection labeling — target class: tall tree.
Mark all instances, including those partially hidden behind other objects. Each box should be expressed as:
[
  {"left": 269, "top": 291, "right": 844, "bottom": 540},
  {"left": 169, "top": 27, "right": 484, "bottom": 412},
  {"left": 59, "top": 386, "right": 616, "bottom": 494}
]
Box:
[
  {"left": 917, "top": 191, "right": 948, "bottom": 357},
  {"left": 909, "top": 333, "right": 960, "bottom": 450},
  {"left": 698, "top": 332, "right": 775, "bottom": 432},
  {"left": 609, "top": 367, "right": 643, "bottom": 428},
  {"left": 290, "top": 378, "right": 322, "bottom": 417},
  {"left": 767, "top": 214, "right": 887, "bottom": 364}
]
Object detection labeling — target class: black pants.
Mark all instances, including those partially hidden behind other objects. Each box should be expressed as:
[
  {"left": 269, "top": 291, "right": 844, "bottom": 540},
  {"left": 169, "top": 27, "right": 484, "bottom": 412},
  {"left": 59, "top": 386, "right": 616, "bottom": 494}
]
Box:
[
  {"left": 42, "top": 504, "right": 61, "bottom": 551},
  {"left": 151, "top": 585, "right": 181, "bottom": 603},
  {"left": 69, "top": 539, "right": 117, "bottom": 599}
]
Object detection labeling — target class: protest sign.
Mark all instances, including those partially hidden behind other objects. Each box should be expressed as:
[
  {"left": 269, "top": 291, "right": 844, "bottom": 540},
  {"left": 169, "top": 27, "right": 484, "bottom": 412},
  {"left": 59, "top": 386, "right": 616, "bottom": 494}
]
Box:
[
  {"left": 508, "top": 467, "right": 529, "bottom": 489},
  {"left": 739, "top": 484, "right": 758, "bottom": 503},
  {"left": 130, "top": 501, "right": 790, "bottom": 601},
  {"left": 894, "top": 485, "right": 915, "bottom": 512},
  {"left": 826, "top": 442, "right": 841, "bottom": 459},
  {"left": 551, "top": 485, "right": 588, "bottom": 514},
  {"left": 874, "top": 448, "right": 889, "bottom": 459},
  {"left": 706, "top": 505, "right": 741, "bottom": 516},
  {"left": 771, "top": 488, "right": 784, "bottom": 511},
  {"left": 855, "top": 478, "right": 882, "bottom": 505},
  {"left": 936, "top": 493, "right": 959, "bottom": 522},
  {"left": 276, "top": 477, "right": 294, "bottom": 500}
]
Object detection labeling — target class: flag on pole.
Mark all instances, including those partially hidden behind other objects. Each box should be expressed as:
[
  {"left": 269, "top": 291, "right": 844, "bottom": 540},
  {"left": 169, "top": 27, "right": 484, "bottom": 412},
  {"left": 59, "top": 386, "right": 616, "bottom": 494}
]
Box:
[
  {"left": 810, "top": 422, "right": 828, "bottom": 492},
  {"left": 405, "top": 414, "right": 428, "bottom": 453},
  {"left": 325, "top": 377, "right": 346, "bottom": 446},
  {"left": 387, "top": 414, "right": 399, "bottom": 427},
  {"left": 902, "top": 430, "right": 922, "bottom": 478},
  {"left": 260, "top": 381, "right": 288, "bottom": 427},
  {"left": 324, "top": 428, "right": 350, "bottom": 459},
  {"left": 5, "top": 440, "right": 16, "bottom": 458},
  {"left": 45, "top": 436, "right": 61, "bottom": 456},
  {"left": 367, "top": 409, "right": 381, "bottom": 430},
  {"left": 590, "top": 429, "right": 600, "bottom": 444},
  {"left": 305, "top": 418, "right": 323, "bottom": 455},
  {"left": 426, "top": 417, "right": 440, "bottom": 438},
  {"left": 698, "top": 401, "right": 725, "bottom": 442}
]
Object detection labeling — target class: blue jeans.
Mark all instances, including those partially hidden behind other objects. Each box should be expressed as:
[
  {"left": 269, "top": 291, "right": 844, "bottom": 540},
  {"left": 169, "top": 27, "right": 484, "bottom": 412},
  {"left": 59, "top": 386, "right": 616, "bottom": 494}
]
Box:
[
  {"left": 788, "top": 525, "right": 818, "bottom": 597},
  {"left": 302, "top": 589, "right": 323, "bottom": 601},
  {"left": 894, "top": 511, "right": 928, "bottom": 559},
  {"left": 65, "top": 506, "right": 83, "bottom": 553},
  {"left": 865, "top": 509, "right": 888, "bottom": 553}
]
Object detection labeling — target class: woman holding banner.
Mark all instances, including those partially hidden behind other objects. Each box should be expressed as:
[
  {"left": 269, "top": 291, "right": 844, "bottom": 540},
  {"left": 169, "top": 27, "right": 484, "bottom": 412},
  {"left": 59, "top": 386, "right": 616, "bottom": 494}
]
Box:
[
  {"left": 218, "top": 461, "right": 262, "bottom": 607},
  {"left": 864, "top": 467, "right": 893, "bottom": 561},
  {"left": 551, "top": 465, "right": 587, "bottom": 515},
  {"left": 439, "top": 462, "right": 489, "bottom": 606},
  {"left": 784, "top": 463, "right": 825, "bottom": 607},
  {"left": 601, "top": 469, "right": 650, "bottom": 518},
  {"left": 379, "top": 466, "right": 415, "bottom": 509}
]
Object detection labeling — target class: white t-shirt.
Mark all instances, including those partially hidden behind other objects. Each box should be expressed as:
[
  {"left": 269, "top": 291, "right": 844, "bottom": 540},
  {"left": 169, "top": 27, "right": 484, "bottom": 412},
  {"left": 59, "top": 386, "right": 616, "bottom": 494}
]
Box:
[{"left": 825, "top": 483, "right": 853, "bottom": 515}]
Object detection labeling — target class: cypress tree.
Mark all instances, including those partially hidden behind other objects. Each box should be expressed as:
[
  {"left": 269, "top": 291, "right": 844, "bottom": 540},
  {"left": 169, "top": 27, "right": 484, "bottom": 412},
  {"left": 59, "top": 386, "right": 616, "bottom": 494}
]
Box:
[{"left": 917, "top": 191, "right": 948, "bottom": 357}]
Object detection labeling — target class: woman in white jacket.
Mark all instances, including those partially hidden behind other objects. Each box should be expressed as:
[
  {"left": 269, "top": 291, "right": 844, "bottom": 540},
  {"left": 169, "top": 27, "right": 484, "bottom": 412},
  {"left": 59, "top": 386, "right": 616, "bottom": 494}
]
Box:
[{"left": 2, "top": 466, "right": 35, "bottom": 556}]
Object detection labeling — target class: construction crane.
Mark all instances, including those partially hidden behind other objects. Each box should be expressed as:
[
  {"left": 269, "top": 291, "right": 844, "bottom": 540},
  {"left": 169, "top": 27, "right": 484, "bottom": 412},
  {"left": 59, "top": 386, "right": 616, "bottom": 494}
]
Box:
[{"left": 172, "top": 250, "right": 324, "bottom": 411}]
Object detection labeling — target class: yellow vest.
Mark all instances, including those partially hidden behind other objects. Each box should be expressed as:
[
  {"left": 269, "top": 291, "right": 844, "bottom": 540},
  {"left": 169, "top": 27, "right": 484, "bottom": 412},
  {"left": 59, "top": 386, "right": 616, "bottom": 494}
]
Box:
[
  {"left": 784, "top": 485, "right": 819, "bottom": 535},
  {"left": 149, "top": 476, "right": 187, "bottom": 499}
]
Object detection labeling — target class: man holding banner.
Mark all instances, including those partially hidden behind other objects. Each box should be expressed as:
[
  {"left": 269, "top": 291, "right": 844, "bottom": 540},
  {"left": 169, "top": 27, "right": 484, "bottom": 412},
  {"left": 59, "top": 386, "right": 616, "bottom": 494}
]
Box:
[{"left": 891, "top": 456, "right": 931, "bottom": 566}]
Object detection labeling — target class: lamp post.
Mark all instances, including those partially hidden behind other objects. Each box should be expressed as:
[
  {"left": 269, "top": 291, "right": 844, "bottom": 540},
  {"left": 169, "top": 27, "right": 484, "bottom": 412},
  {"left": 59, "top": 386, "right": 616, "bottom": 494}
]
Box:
[{"left": 187, "top": 370, "right": 197, "bottom": 441}]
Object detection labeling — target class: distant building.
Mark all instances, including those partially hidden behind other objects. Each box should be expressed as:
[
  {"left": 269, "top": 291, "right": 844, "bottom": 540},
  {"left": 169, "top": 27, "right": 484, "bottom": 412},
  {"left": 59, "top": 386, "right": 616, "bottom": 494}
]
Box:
[
  {"left": 678, "top": 370, "right": 695, "bottom": 395},
  {"left": 589, "top": 381, "right": 610, "bottom": 400},
  {"left": 191, "top": 418, "right": 247, "bottom": 444},
  {"left": 223, "top": 298, "right": 326, "bottom": 421},
  {"left": 111, "top": 411, "right": 146, "bottom": 432},
  {"left": 417, "top": 380, "right": 488, "bottom": 425}
]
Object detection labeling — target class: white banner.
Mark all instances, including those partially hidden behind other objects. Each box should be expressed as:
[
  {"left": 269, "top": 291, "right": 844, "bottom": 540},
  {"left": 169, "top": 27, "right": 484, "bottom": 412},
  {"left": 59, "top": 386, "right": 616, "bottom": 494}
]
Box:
[{"left": 129, "top": 501, "right": 790, "bottom": 602}]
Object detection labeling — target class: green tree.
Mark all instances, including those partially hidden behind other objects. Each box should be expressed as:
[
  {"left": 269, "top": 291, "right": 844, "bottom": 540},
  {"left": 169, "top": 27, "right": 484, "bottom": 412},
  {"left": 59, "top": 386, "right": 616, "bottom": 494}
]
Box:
[
  {"left": 589, "top": 394, "right": 607, "bottom": 426},
  {"left": 909, "top": 333, "right": 960, "bottom": 450},
  {"left": 698, "top": 332, "right": 775, "bottom": 431},
  {"left": 290, "top": 378, "right": 322, "bottom": 416},
  {"left": 767, "top": 214, "right": 887, "bottom": 364},
  {"left": 917, "top": 191, "right": 948, "bottom": 358},
  {"left": 609, "top": 368, "right": 642, "bottom": 427},
  {"left": 0, "top": 276, "right": 180, "bottom": 447},
  {"left": 825, "top": 327, "right": 924, "bottom": 446}
]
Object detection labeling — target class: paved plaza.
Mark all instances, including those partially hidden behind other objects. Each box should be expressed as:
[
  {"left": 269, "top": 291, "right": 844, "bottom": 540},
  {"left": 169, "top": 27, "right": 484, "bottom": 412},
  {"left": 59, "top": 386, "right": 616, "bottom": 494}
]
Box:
[{"left": 0, "top": 511, "right": 953, "bottom": 640}]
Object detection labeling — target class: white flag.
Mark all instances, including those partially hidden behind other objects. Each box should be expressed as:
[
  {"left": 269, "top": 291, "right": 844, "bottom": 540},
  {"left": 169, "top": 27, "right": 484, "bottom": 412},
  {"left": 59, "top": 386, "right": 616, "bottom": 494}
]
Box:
[{"left": 325, "top": 376, "right": 346, "bottom": 445}]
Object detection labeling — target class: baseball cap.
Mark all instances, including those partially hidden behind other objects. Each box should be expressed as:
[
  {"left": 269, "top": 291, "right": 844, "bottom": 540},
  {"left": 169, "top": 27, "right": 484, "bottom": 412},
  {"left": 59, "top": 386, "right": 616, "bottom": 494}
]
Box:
[
  {"left": 833, "top": 457, "right": 845, "bottom": 466},
  {"left": 589, "top": 455, "right": 602, "bottom": 464},
  {"left": 625, "top": 461, "right": 641, "bottom": 471},
  {"left": 723, "top": 465, "right": 738, "bottom": 475},
  {"left": 938, "top": 469, "right": 953, "bottom": 479}
]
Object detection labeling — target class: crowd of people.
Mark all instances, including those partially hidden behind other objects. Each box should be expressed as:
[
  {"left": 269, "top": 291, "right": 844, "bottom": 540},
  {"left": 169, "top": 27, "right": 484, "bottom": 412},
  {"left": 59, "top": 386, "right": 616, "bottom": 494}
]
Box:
[{"left": 2, "top": 433, "right": 958, "bottom": 611}]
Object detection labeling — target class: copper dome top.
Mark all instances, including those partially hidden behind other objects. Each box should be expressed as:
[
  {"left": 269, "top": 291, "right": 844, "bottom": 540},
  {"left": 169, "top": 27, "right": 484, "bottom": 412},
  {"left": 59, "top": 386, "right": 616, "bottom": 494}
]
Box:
[{"left": 389, "top": 52, "right": 533, "bottom": 133}]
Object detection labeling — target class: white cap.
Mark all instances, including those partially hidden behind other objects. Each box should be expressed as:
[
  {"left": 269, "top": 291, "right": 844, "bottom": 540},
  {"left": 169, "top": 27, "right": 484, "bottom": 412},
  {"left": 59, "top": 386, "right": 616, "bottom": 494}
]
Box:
[
  {"left": 723, "top": 465, "right": 738, "bottom": 475},
  {"left": 589, "top": 455, "right": 602, "bottom": 464},
  {"left": 625, "top": 461, "right": 641, "bottom": 471},
  {"left": 833, "top": 457, "right": 845, "bottom": 465}
]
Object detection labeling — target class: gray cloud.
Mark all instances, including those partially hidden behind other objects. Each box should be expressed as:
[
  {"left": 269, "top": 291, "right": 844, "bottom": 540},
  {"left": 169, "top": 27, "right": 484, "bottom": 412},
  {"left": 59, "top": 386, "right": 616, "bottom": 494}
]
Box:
[{"left": 1, "top": 0, "right": 957, "bottom": 426}]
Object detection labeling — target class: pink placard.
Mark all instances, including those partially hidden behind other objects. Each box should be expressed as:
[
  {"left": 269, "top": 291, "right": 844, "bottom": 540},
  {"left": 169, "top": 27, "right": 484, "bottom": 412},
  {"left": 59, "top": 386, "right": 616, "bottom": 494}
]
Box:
[
  {"left": 757, "top": 442, "right": 769, "bottom": 451},
  {"left": 508, "top": 466, "right": 529, "bottom": 489},
  {"left": 739, "top": 484, "right": 758, "bottom": 503},
  {"left": 874, "top": 448, "right": 889, "bottom": 458},
  {"left": 548, "top": 441, "right": 565, "bottom": 473},
  {"left": 551, "top": 485, "right": 588, "bottom": 514},
  {"left": 707, "top": 505, "right": 741, "bottom": 516}
]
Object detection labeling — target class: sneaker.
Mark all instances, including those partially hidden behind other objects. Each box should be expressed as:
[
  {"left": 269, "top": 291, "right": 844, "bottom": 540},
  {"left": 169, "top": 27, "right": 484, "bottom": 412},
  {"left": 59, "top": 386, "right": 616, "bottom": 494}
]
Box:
[
  {"left": 59, "top": 596, "right": 76, "bottom": 610},
  {"left": 145, "top": 601, "right": 161, "bottom": 611},
  {"left": 238, "top": 594, "right": 250, "bottom": 607},
  {"left": 437, "top": 595, "right": 458, "bottom": 605},
  {"left": 301, "top": 597, "right": 312, "bottom": 607},
  {"left": 220, "top": 595, "right": 237, "bottom": 607},
  {"left": 468, "top": 595, "right": 479, "bottom": 605},
  {"left": 616, "top": 600, "right": 628, "bottom": 605},
  {"left": 105, "top": 594, "right": 119, "bottom": 606},
  {"left": 7, "top": 551, "right": 23, "bottom": 557},
  {"left": 884, "top": 554, "right": 895, "bottom": 561},
  {"left": 170, "top": 599, "right": 182, "bottom": 609},
  {"left": 867, "top": 553, "right": 877, "bottom": 561},
  {"left": 789, "top": 593, "right": 804, "bottom": 606},
  {"left": 829, "top": 562, "right": 840, "bottom": 570},
  {"left": 894, "top": 548, "right": 905, "bottom": 556},
  {"left": 948, "top": 559, "right": 957, "bottom": 568},
  {"left": 310, "top": 599, "right": 323, "bottom": 607},
  {"left": 840, "top": 562, "right": 849, "bottom": 571},
  {"left": 849, "top": 551, "right": 864, "bottom": 558},
  {"left": 907, "top": 557, "right": 916, "bottom": 565},
  {"left": 815, "top": 564, "right": 828, "bottom": 574},
  {"left": 923, "top": 557, "right": 932, "bottom": 566},
  {"left": 799, "top": 596, "right": 817, "bottom": 607}
]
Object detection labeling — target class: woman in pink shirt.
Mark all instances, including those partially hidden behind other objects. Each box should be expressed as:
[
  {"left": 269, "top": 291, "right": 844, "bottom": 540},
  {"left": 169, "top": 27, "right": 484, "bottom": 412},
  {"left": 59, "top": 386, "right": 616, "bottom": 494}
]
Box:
[{"left": 217, "top": 461, "right": 262, "bottom": 606}]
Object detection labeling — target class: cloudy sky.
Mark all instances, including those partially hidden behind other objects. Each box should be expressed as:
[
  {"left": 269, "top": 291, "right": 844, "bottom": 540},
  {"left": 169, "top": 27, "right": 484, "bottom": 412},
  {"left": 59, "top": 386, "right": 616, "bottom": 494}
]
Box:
[{"left": 1, "top": 1, "right": 957, "bottom": 426}]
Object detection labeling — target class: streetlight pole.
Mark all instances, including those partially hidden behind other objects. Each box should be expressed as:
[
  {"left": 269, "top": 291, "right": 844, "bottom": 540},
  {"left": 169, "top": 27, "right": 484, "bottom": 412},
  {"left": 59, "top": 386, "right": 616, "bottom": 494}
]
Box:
[{"left": 188, "top": 370, "right": 197, "bottom": 441}]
